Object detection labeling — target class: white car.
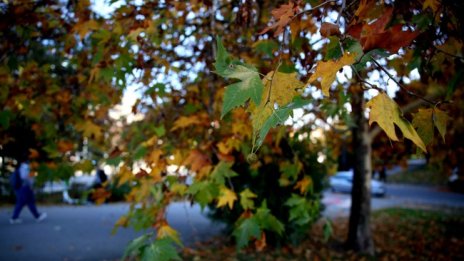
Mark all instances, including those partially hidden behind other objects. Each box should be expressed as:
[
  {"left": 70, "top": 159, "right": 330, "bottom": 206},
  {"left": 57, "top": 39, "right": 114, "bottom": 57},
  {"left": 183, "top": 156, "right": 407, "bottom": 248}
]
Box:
[{"left": 329, "top": 170, "right": 386, "bottom": 197}]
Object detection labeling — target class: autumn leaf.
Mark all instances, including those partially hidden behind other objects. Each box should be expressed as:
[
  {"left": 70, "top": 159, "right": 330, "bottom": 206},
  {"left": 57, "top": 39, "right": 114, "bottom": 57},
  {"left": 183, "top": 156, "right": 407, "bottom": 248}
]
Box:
[
  {"left": 171, "top": 115, "right": 200, "bottom": 131},
  {"left": 57, "top": 140, "right": 74, "bottom": 153},
  {"left": 214, "top": 37, "right": 264, "bottom": 118},
  {"left": 240, "top": 188, "right": 257, "bottom": 210},
  {"left": 253, "top": 97, "right": 311, "bottom": 148},
  {"left": 347, "top": 8, "right": 420, "bottom": 53},
  {"left": 412, "top": 108, "right": 434, "bottom": 146},
  {"left": 260, "top": 2, "right": 299, "bottom": 37},
  {"left": 294, "top": 176, "right": 312, "bottom": 194},
  {"left": 29, "top": 148, "right": 39, "bottom": 159},
  {"left": 76, "top": 120, "right": 102, "bottom": 140},
  {"left": 170, "top": 183, "right": 187, "bottom": 196},
  {"left": 183, "top": 150, "right": 211, "bottom": 173},
  {"left": 92, "top": 188, "right": 111, "bottom": 205},
  {"left": 367, "top": 93, "right": 426, "bottom": 152},
  {"left": 157, "top": 225, "right": 182, "bottom": 246},
  {"left": 217, "top": 187, "right": 237, "bottom": 209},
  {"left": 423, "top": 0, "right": 440, "bottom": 12},
  {"left": 255, "top": 232, "right": 267, "bottom": 251},
  {"left": 308, "top": 52, "right": 356, "bottom": 97},
  {"left": 250, "top": 71, "right": 304, "bottom": 147},
  {"left": 261, "top": 71, "right": 304, "bottom": 107},
  {"left": 433, "top": 108, "right": 448, "bottom": 141},
  {"left": 320, "top": 22, "right": 341, "bottom": 37}
]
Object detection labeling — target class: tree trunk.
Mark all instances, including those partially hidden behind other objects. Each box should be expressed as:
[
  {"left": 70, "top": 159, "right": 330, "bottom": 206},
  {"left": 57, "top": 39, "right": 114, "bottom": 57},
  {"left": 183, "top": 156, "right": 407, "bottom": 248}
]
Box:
[{"left": 346, "top": 85, "right": 375, "bottom": 255}]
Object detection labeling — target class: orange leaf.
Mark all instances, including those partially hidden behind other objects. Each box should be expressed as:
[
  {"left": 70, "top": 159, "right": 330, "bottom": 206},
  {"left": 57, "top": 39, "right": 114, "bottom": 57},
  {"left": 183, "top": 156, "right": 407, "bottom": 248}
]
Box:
[
  {"left": 29, "top": 148, "right": 39, "bottom": 159},
  {"left": 255, "top": 232, "right": 267, "bottom": 251},
  {"left": 294, "top": 176, "right": 312, "bottom": 194},
  {"left": 92, "top": 188, "right": 111, "bottom": 205},
  {"left": 260, "top": 2, "right": 299, "bottom": 37},
  {"left": 183, "top": 150, "right": 211, "bottom": 173},
  {"left": 57, "top": 140, "right": 74, "bottom": 153}
]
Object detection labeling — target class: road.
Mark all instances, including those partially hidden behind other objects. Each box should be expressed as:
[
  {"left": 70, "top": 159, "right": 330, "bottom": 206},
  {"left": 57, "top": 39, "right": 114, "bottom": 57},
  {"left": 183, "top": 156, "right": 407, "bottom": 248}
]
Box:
[
  {"left": 1, "top": 183, "right": 463, "bottom": 260},
  {"left": 322, "top": 183, "right": 464, "bottom": 217},
  {"left": 0, "top": 202, "right": 222, "bottom": 261}
]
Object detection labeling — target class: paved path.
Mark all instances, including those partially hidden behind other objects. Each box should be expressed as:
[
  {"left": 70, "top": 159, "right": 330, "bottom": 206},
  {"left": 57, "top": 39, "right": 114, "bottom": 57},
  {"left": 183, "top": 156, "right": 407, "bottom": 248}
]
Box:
[
  {"left": 0, "top": 202, "right": 223, "bottom": 261},
  {"left": 323, "top": 183, "right": 464, "bottom": 217}
]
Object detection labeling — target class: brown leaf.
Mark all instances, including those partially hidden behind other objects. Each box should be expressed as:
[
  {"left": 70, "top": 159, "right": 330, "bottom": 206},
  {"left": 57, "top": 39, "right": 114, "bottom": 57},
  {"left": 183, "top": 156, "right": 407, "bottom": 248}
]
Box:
[{"left": 320, "top": 22, "right": 341, "bottom": 37}]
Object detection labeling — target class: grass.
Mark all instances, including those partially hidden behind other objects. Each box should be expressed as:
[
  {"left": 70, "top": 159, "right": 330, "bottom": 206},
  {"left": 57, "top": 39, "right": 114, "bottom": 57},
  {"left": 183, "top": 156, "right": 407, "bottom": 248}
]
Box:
[
  {"left": 181, "top": 207, "right": 464, "bottom": 260},
  {"left": 388, "top": 165, "right": 448, "bottom": 186}
]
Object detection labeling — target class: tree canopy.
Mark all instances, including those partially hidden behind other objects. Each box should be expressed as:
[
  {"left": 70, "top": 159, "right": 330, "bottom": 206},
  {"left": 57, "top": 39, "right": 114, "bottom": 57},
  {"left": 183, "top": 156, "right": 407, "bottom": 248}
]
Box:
[{"left": 1, "top": 0, "right": 463, "bottom": 258}]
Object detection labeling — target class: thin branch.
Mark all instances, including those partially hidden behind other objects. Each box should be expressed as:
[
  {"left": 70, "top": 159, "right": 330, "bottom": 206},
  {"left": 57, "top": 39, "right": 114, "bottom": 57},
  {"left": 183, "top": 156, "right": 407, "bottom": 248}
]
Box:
[
  {"left": 370, "top": 57, "right": 437, "bottom": 105},
  {"left": 433, "top": 46, "right": 464, "bottom": 61},
  {"left": 291, "top": 0, "right": 338, "bottom": 22},
  {"left": 336, "top": 0, "right": 346, "bottom": 25}
]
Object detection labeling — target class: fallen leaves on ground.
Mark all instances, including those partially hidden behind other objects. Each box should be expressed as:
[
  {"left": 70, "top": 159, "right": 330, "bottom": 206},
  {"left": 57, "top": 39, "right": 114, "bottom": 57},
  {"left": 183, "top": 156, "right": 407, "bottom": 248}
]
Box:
[{"left": 181, "top": 207, "right": 464, "bottom": 260}]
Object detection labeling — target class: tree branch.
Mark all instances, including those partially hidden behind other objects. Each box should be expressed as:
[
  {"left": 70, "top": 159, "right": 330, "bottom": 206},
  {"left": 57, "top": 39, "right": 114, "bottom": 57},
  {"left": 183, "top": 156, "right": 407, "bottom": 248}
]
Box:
[{"left": 370, "top": 57, "right": 438, "bottom": 105}]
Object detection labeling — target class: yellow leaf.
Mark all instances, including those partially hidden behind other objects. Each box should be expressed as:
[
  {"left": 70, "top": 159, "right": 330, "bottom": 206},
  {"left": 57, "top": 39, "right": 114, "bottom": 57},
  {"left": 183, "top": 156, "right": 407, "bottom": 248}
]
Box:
[
  {"left": 367, "top": 93, "right": 426, "bottom": 152},
  {"left": 170, "top": 183, "right": 187, "bottom": 196},
  {"left": 171, "top": 115, "right": 200, "bottom": 131},
  {"left": 149, "top": 165, "right": 163, "bottom": 183},
  {"left": 423, "top": 0, "right": 439, "bottom": 12},
  {"left": 412, "top": 108, "right": 434, "bottom": 146},
  {"left": 74, "top": 20, "right": 99, "bottom": 40},
  {"left": 262, "top": 71, "right": 304, "bottom": 107},
  {"left": 294, "top": 176, "right": 312, "bottom": 194},
  {"left": 168, "top": 150, "right": 184, "bottom": 166},
  {"left": 240, "top": 188, "right": 257, "bottom": 210},
  {"left": 308, "top": 52, "right": 356, "bottom": 96},
  {"left": 157, "top": 225, "right": 182, "bottom": 245},
  {"left": 433, "top": 108, "right": 448, "bottom": 142},
  {"left": 217, "top": 137, "right": 241, "bottom": 154},
  {"left": 76, "top": 121, "right": 102, "bottom": 140},
  {"left": 147, "top": 149, "right": 163, "bottom": 165},
  {"left": 117, "top": 166, "right": 134, "bottom": 187},
  {"left": 217, "top": 187, "right": 237, "bottom": 209}
]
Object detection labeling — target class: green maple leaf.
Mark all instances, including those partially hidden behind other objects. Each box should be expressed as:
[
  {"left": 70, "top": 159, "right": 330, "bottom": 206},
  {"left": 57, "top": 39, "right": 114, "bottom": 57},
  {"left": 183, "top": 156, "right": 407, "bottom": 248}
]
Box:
[
  {"left": 255, "top": 202, "right": 284, "bottom": 235},
  {"left": 214, "top": 37, "right": 263, "bottom": 118},
  {"left": 233, "top": 217, "right": 261, "bottom": 249},
  {"left": 141, "top": 238, "right": 181, "bottom": 261},
  {"left": 211, "top": 161, "right": 238, "bottom": 185}
]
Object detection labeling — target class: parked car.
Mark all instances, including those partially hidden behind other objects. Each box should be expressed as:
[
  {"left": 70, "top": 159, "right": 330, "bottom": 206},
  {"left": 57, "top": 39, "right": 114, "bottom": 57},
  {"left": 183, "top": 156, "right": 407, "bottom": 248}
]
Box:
[
  {"left": 329, "top": 170, "right": 386, "bottom": 197},
  {"left": 448, "top": 167, "right": 464, "bottom": 193}
]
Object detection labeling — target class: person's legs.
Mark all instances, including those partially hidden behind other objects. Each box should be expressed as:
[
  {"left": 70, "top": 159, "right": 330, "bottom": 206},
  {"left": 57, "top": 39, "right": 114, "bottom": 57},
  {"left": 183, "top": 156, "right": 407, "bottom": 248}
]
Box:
[
  {"left": 11, "top": 188, "right": 26, "bottom": 220},
  {"left": 23, "top": 186, "right": 40, "bottom": 218}
]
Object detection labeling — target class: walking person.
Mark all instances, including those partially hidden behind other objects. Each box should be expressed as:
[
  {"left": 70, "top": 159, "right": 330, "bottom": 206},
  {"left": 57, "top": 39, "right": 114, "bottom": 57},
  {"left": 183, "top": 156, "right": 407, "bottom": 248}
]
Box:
[{"left": 10, "top": 159, "right": 47, "bottom": 224}]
